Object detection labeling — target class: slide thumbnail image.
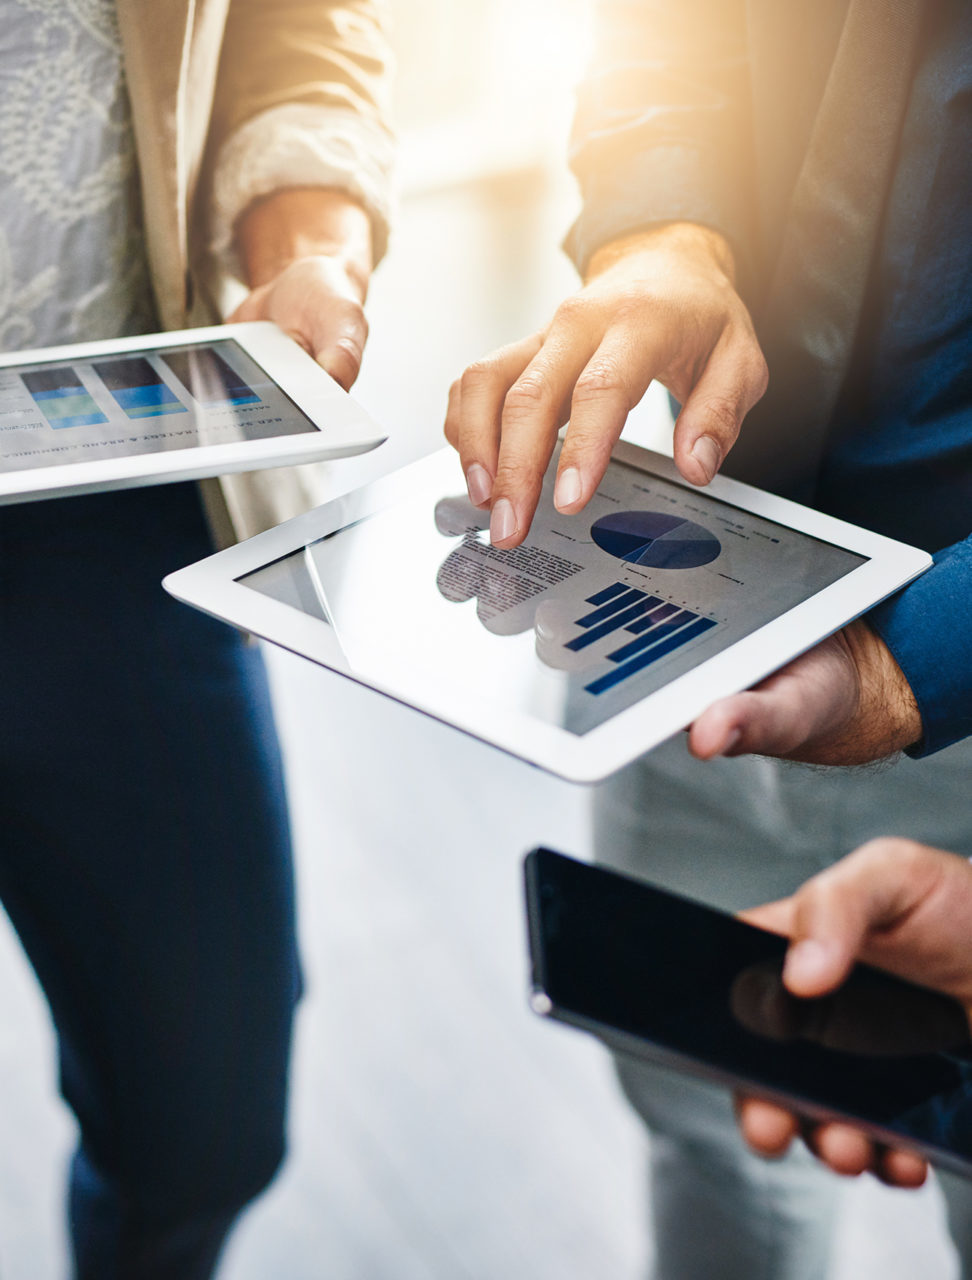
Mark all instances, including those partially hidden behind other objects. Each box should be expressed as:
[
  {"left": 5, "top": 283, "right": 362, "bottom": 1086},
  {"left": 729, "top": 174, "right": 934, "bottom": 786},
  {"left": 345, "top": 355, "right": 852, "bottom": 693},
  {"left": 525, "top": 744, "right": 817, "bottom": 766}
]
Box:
[
  {"left": 160, "top": 347, "right": 260, "bottom": 406},
  {"left": 21, "top": 366, "right": 108, "bottom": 430},
  {"left": 93, "top": 357, "right": 188, "bottom": 420}
]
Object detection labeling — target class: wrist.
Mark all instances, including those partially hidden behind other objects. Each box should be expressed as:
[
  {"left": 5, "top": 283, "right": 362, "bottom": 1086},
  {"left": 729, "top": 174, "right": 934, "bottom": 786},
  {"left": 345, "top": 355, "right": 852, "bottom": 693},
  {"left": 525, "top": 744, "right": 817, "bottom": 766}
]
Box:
[
  {"left": 235, "top": 187, "right": 373, "bottom": 300},
  {"left": 586, "top": 221, "right": 737, "bottom": 287},
  {"left": 844, "top": 619, "right": 923, "bottom": 756}
]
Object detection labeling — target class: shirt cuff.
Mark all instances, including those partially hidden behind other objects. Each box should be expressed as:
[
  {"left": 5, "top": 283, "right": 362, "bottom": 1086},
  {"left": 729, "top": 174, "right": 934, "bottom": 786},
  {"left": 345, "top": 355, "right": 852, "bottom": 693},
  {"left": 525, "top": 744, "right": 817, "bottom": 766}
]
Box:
[
  {"left": 867, "top": 537, "right": 972, "bottom": 758},
  {"left": 208, "top": 102, "right": 395, "bottom": 282}
]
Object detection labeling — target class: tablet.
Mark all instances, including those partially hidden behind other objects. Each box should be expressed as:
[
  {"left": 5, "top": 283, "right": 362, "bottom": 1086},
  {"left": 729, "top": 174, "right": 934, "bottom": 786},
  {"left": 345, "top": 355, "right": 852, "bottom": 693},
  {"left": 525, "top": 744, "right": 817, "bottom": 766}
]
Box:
[
  {"left": 163, "top": 441, "right": 932, "bottom": 782},
  {"left": 0, "top": 321, "right": 385, "bottom": 504},
  {"left": 525, "top": 848, "right": 972, "bottom": 1181}
]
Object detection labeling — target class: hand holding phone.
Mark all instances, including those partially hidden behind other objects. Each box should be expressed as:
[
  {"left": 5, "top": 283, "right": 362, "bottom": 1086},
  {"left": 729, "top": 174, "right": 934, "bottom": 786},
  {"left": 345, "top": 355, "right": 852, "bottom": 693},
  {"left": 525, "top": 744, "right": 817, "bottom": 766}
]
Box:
[
  {"left": 734, "top": 838, "right": 972, "bottom": 1183},
  {"left": 525, "top": 846, "right": 972, "bottom": 1183}
]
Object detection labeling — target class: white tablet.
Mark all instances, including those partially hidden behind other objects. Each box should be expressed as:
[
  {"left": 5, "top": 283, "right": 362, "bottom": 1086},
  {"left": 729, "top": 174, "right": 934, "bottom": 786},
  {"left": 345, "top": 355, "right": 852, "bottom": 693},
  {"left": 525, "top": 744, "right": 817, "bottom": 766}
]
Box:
[
  {"left": 0, "top": 321, "right": 385, "bottom": 504},
  {"left": 163, "top": 441, "right": 932, "bottom": 782}
]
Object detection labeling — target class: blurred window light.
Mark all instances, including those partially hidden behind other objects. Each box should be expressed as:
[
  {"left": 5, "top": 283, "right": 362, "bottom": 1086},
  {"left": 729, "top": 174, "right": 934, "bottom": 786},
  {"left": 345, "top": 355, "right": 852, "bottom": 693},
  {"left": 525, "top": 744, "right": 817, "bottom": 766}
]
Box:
[{"left": 392, "top": 0, "right": 593, "bottom": 193}]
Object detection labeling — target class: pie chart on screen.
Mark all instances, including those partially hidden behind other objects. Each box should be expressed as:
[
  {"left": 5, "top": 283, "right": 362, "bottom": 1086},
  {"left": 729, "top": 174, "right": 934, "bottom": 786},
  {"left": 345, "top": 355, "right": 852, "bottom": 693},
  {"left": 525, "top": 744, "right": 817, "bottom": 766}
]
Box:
[{"left": 591, "top": 510, "right": 721, "bottom": 569}]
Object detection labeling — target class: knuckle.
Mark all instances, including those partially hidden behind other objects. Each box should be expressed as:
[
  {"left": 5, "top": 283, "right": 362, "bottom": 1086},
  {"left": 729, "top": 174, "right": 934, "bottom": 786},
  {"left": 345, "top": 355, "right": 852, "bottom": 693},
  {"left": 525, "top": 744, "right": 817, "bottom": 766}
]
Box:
[
  {"left": 610, "top": 287, "right": 657, "bottom": 326},
  {"left": 504, "top": 371, "right": 555, "bottom": 415},
  {"left": 745, "top": 346, "right": 770, "bottom": 397},
  {"left": 554, "top": 293, "right": 592, "bottom": 327},
  {"left": 700, "top": 395, "right": 742, "bottom": 440},
  {"left": 860, "top": 835, "right": 922, "bottom": 863},
  {"left": 495, "top": 465, "right": 544, "bottom": 500},
  {"left": 495, "top": 446, "right": 548, "bottom": 492},
  {"left": 572, "top": 363, "right": 627, "bottom": 405},
  {"left": 710, "top": 275, "right": 739, "bottom": 312},
  {"left": 460, "top": 358, "right": 501, "bottom": 393}
]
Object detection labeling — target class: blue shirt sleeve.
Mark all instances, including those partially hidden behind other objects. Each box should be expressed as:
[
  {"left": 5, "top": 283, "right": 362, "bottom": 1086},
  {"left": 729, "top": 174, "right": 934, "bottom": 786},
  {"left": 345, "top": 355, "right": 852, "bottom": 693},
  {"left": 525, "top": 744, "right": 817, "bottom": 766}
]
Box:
[{"left": 867, "top": 537, "right": 972, "bottom": 757}]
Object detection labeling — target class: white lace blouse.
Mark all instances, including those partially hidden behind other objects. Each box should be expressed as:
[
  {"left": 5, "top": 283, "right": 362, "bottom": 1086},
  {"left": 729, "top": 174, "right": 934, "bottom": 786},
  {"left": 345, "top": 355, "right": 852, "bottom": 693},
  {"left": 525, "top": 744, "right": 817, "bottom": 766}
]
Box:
[{"left": 0, "top": 0, "right": 157, "bottom": 352}]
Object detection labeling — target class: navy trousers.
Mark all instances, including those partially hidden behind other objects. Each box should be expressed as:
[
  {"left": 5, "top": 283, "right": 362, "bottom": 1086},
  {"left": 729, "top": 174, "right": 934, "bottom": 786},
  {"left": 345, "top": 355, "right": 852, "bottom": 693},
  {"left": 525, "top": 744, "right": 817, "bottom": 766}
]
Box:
[{"left": 0, "top": 482, "right": 299, "bottom": 1279}]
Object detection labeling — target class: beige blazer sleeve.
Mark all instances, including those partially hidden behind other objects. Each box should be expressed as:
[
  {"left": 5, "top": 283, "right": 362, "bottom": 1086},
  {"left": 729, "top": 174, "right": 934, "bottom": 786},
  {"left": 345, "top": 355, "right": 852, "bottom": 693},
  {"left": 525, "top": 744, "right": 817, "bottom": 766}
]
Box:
[
  {"left": 199, "top": 0, "right": 395, "bottom": 293},
  {"left": 120, "top": 0, "right": 395, "bottom": 543},
  {"left": 191, "top": 0, "right": 395, "bottom": 543}
]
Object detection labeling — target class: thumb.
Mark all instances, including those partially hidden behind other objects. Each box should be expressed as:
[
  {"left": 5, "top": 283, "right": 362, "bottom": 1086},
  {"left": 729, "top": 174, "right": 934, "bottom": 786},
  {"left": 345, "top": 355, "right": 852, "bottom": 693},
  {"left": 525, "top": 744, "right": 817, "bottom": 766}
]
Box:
[
  {"left": 309, "top": 306, "right": 368, "bottom": 391},
  {"left": 779, "top": 857, "right": 897, "bottom": 998}
]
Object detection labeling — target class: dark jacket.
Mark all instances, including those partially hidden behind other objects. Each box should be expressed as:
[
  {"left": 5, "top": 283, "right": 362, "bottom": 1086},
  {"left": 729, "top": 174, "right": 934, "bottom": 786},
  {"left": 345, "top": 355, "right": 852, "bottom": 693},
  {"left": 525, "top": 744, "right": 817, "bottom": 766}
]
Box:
[{"left": 565, "top": 0, "right": 972, "bottom": 755}]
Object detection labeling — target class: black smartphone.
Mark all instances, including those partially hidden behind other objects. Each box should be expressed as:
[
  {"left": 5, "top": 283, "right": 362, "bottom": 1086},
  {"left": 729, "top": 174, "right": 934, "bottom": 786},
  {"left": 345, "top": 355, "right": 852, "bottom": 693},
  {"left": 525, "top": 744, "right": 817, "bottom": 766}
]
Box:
[{"left": 525, "top": 847, "right": 972, "bottom": 1179}]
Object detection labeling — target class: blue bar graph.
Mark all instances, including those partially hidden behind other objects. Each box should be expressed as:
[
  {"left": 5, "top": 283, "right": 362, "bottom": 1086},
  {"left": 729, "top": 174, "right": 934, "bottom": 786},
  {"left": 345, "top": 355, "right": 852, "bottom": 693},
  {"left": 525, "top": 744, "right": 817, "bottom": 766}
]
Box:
[
  {"left": 585, "top": 582, "right": 630, "bottom": 608},
  {"left": 607, "top": 611, "right": 699, "bottom": 663},
  {"left": 94, "top": 357, "right": 187, "bottom": 420},
  {"left": 575, "top": 587, "right": 647, "bottom": 629},
  {"left": 566, "top": 598, "right": 657, "bottom": 650},
  {"left": 21, "top": 366, "right": 108, "bottom": 429},
  {"left": 160, "top": 347, "right": 261, "bottom": 406},
  {"left": 585, "top": 616, "right": 718, "bottom": 695},
  {"left": 624, "top": 600, "right": 680, "bottom": 634}
]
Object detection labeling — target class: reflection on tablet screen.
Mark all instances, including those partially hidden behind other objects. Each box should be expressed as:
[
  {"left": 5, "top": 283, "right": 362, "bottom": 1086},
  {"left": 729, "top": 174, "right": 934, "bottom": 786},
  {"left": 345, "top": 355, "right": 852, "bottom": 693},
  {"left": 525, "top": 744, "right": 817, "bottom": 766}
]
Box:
[{"left": 240, "top": 448, "right": 866, "bottom": 736}]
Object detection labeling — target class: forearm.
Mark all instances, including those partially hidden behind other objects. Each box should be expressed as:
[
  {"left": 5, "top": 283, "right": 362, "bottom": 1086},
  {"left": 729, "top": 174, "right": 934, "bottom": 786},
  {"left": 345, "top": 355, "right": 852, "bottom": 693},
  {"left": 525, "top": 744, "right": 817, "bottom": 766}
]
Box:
[
  {"left": 235, "top": 187, "right": 373, "bottom": 297},
  {"left": 838, "top": 619, "right": 922, "bottom": 760}
]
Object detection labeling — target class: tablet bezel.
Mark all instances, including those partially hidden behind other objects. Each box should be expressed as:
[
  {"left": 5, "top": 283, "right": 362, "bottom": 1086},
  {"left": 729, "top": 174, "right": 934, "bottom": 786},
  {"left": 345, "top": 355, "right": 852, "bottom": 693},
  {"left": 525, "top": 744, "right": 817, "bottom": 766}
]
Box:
[
  {"left": 0, "top": 321, "right": 386, "bottom": 504},
  {"left": 163, "top": 442, "right": 932, "bottom": 783}
]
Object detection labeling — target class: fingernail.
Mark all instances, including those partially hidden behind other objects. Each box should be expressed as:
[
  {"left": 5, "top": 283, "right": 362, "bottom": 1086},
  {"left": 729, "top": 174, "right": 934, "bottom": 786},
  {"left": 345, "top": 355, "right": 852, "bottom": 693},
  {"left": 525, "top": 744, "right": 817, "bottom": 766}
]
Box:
[
  {"left": 466, "top": 463, "right": 492, "bottom": 507},
  {"left": 490, "top": 498, "right": 517, "bottom": 545},
  {"left": 721, "top": 727, "right": 742, "bottom": 756},
  {"left": 783, "top": 940, "right": 833, "bottom": 990},
  {"left": 691, "top": 434, "right": 721, "bottom": 484},
  {"left": 554, "top": 466, "right": 583, "bottom": 511}
]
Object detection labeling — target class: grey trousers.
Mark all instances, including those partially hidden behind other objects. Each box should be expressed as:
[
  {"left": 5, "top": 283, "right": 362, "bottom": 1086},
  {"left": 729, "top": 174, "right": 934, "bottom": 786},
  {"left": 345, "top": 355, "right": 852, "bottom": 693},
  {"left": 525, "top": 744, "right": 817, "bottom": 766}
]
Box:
[{"left": 592, "top": 733, "right": 972, "bottom": 1280}]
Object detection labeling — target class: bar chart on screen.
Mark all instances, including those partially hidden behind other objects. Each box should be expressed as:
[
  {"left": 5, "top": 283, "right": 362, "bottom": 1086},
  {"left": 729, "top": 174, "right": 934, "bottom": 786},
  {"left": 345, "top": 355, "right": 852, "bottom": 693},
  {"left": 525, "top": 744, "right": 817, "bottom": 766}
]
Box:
[
  {"left": 160, "top": 347, "right": 261, "bottom": 407},
  {"left": 93, "top": 357, "right": 188, "bottom": 420},
  {"left": 20, "top": 367, "right": 108, "bottom": 429},
  {"left": 566, "top": 581, "right": 718, "bottom": 696}
]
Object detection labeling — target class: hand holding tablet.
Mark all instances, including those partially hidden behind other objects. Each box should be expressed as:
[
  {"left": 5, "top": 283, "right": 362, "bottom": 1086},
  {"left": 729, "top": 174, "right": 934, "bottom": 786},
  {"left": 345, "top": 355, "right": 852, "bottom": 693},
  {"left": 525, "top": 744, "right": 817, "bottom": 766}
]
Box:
[
  {"left": 164, "top": 440, "right": 930, "bottom": 782},
  {"left": 0, "top": 321, "right": 385, "bottom": 505}
]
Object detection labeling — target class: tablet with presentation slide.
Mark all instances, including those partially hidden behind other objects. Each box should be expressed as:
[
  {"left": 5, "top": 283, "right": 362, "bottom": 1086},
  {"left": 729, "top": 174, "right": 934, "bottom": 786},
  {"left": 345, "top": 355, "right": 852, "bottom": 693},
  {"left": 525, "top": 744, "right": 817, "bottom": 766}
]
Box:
[
  {"left": 0, "top": 322, "right": 385, "bottom": 504},
  {"left": 163, "top": 441, "right": 931, "bottom": 782}
]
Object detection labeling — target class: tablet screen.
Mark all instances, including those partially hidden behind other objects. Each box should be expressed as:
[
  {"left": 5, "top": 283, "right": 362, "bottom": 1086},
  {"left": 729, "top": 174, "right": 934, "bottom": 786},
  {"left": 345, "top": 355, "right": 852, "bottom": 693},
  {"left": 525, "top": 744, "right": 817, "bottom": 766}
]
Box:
[
  {"left": 239, "top": 450, "right": 866, "bottom": 736},
  {"left": 0, "top": 339, "right": 318, "bottom": 471}
]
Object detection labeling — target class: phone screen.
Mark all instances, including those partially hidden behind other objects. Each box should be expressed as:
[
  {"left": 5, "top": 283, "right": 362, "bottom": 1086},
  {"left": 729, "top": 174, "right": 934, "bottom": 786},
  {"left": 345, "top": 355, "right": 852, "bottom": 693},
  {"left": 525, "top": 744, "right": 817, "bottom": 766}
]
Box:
[{"left": 525, "top": 849, "right": 972, "bottom": 1170}]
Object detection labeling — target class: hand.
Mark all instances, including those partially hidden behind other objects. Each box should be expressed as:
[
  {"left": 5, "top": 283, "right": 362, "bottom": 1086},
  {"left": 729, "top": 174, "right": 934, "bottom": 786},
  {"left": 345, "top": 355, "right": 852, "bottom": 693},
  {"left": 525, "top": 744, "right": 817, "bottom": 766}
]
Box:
[
  {"left": 228, "top": 187, "right": 373, "bottom": 390},
  {"left": 688, "top": 618, "right": 922, "bottom": 765},
  {"left": 444, "top": 222, "right": 768, "bottom": 547},
  {"left": 735, "top": 837, "right": 972, "bottom": 1186}
]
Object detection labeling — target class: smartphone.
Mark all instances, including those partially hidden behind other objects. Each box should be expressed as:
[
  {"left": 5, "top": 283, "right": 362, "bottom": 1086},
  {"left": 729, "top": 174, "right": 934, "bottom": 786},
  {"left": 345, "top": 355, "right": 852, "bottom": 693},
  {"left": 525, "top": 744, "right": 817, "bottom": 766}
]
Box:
[{"left": 525, "top": 847, "right": 972, "bottom": 1179}]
